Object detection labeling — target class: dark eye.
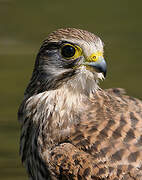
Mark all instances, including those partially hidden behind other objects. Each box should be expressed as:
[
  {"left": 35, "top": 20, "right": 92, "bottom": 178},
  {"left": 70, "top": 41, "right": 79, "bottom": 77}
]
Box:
[{"left": 61, "top": 45, "right": 76, "bottom": 58}]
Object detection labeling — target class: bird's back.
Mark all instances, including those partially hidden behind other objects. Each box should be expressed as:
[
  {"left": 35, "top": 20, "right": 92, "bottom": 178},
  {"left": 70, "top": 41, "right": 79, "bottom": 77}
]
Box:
[
  {"left": 46, "top": 88, "right": 142, "bottom": 179},
  {"left": 19, "top": 87, "right": 142, "bottom": 180}
]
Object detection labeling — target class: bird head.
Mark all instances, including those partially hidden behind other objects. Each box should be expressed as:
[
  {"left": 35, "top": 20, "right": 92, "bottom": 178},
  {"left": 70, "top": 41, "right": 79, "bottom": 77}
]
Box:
[{"left": 26, "top": 28, "right": 107, "bottom": 96}]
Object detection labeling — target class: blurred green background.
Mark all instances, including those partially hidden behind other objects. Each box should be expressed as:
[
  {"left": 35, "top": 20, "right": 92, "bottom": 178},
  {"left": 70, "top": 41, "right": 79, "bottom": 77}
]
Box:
[{"left": 0, "top": 0, "right": 142, "bottom": 179}]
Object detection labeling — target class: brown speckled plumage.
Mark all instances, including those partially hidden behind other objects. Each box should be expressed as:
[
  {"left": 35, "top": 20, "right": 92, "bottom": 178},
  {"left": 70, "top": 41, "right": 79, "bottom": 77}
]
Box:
[{"left": 18, "top": 28, "right": 142, "bottom": 180}]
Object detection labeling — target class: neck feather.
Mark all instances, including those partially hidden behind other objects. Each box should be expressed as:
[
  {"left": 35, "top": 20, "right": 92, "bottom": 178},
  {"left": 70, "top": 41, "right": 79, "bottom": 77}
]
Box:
[{"left": 25, "top": 68, "right": 102, "bottom": 123}]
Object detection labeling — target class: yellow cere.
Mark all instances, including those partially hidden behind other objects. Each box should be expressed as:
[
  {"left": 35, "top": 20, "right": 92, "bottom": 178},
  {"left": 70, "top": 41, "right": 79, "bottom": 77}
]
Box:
[{"left": 87, "top": 52, "right": 103, "bottom": 62}]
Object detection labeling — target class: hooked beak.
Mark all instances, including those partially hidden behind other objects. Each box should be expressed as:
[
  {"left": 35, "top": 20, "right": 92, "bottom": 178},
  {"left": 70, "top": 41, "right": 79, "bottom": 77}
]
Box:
[{"left": 84, "top": 53, "right": 107, "bottom": 77}]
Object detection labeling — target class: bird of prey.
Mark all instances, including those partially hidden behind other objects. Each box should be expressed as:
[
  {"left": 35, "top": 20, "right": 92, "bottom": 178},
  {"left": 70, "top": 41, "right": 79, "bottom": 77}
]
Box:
[{"left": 18, "top": 28, "right": 142, "bottom": 180}]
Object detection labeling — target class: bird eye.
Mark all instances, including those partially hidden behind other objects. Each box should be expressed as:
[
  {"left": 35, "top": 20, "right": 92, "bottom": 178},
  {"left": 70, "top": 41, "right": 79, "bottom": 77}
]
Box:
[{"left": 61, "top": 44, "right": 76, "bottom": 58}]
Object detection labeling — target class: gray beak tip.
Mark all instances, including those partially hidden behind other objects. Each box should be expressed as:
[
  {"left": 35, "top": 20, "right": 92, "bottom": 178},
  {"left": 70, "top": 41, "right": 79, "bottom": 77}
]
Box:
[{"left": 85, "top": 57, "right": 107, "bottom": 77}]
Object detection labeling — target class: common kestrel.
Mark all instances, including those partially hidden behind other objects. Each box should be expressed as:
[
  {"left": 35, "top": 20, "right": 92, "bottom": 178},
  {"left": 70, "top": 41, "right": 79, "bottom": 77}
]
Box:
[{"left": 18, "top": 28, "right": 142, "bottom": 180}]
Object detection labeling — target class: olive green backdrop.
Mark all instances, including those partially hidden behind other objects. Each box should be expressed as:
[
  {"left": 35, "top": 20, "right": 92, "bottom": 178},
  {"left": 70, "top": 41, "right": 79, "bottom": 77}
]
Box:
[{"left": 0, "top": 0, "right": 142, "bottom": 179}]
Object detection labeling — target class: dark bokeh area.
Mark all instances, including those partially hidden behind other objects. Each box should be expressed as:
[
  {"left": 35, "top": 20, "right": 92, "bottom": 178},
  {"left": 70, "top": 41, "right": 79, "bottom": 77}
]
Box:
[{"left": 0, "top": 0, "right": 142, "bottom": 179}]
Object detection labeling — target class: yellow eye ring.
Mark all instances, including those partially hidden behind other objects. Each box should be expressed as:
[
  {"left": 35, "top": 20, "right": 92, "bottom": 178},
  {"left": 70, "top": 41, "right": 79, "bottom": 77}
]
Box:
[{"left": 61, "top": 44, "right": 82, "bottom": 60}]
